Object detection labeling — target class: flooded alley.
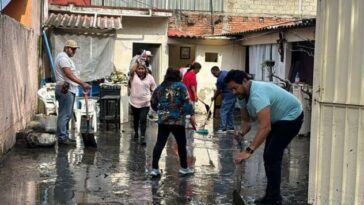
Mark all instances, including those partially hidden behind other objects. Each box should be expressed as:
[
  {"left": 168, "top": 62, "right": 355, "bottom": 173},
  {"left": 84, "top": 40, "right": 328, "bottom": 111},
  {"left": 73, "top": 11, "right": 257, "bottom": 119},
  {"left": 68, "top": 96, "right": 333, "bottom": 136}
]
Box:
[{"left": 0, "top": 116, "right": 309, "bottom": 205}]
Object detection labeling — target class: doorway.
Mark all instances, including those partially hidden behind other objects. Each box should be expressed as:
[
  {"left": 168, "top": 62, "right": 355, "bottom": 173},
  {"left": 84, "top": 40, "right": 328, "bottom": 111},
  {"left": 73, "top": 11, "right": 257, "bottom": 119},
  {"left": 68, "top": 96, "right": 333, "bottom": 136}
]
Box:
[{"left": 133, "top": 43, "right": 161, "bottom": 84}]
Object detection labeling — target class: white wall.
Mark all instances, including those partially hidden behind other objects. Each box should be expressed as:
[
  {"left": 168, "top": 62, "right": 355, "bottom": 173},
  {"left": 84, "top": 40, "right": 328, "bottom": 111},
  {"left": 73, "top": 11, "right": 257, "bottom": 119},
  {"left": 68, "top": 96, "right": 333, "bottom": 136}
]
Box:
[
  {"left": 167, "top": 39, "right": 245, "bottom": 112},
  {"left": 194, "top": 43, "right": 245, "bottom": 111},
  {"left": 114, "top": 17, "right": 169, "bottom": 83}
]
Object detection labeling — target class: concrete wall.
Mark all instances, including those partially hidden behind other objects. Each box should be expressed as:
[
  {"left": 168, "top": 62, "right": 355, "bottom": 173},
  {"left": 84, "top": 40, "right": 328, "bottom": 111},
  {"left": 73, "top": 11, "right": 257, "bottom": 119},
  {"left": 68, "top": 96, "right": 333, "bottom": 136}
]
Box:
[
  {"left": 167, "top": 38, "right": 245, "bottom": 111},
  {"left": 224, "top": 0, "right": 317, "bottom": 17},
  {"left": 114, "top": 16, "right": 169, "bottom": 84},
  {"left": 195, "top": 43, "right": 245, "bottom": 101},
  {"left": 0, "top": 0, "right": 41, "bottom": 155},
  {"left": 168, "top": 44, "right": 196, "bottom": 69},
  {"left": 2, "top": 0, "right": 33, "bottom": 28}
]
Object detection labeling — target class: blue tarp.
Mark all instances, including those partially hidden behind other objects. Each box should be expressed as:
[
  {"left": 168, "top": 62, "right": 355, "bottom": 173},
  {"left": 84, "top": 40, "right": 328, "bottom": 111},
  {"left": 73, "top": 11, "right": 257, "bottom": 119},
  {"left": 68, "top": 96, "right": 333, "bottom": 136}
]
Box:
[{"left": 1, "top": 0, "right": 11, "bottom": 11}]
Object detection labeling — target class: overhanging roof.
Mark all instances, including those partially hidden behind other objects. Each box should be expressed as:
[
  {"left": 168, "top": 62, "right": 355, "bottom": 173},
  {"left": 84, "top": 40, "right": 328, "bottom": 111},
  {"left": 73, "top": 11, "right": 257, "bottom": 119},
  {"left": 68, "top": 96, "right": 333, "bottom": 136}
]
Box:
[
  {"left": 215, "top": 18, "right": 316, "bottom": 38},
  {"left": 44, "top": 12, "right": 122, "bottom": 31}
]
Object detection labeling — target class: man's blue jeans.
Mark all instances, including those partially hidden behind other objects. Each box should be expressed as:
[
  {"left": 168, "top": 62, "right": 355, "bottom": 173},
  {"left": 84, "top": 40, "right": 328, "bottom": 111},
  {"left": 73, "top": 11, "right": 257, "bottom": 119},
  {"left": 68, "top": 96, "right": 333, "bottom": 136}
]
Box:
[
  {"left": 219, "top": 97, "right": 236, "bottom": 130},
  {"left": 55, "top": 85, "right": 75, "bottom": 142}
]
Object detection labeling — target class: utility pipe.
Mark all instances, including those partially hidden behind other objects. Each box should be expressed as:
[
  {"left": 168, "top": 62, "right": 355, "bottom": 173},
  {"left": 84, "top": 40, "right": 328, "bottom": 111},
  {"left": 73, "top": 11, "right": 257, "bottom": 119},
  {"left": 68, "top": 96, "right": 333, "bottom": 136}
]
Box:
[
  {"left": 42, "top": 31, "right": 56, "bottom": 81},
  {"left": 66, "top": 4, "right": 153, "bottom": 18}
]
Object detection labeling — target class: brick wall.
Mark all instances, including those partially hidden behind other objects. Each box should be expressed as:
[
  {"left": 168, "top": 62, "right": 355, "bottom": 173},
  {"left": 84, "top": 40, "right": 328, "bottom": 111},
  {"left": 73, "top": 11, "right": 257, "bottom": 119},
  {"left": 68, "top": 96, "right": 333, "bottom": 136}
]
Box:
[
  {"left": 168, "top": 13, "right": 295, "bottom": 37},
  {"left": 224, "top": 0, "right": 317, "bottom": 17}
]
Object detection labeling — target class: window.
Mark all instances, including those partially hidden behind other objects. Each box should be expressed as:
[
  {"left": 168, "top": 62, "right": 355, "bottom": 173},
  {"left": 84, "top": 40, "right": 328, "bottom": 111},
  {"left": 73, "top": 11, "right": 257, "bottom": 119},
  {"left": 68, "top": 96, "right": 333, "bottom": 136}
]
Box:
[{"left": 205, "top": 53, "right": 218, "bottom": 62}]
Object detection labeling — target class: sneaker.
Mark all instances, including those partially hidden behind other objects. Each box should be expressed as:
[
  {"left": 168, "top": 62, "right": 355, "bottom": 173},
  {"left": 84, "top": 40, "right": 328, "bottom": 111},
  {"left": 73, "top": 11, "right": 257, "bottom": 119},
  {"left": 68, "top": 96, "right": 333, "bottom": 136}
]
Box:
[
  {"left": 179, "top": 167, "right": 195, "bottom": 175},
  {"left": 140, "top": 136, "right": 146, "bottom": 145},
  {"left": 58, "top": 138, "right": 76, "bottom": 146},
  {"left": 254, "top": 195, "right": 282, "bottom": 205},
  {"left": 148, "top": 115, "right": 158, "bottom": 122},
  {"left": 216, "top": 129, "right": 227, "bottom": 134},
  {"left": 226, "top": 128, "right": 235, "bottom": 133},
  {"left": 150, "top": 168, "right": 161, "bottom": 177}
]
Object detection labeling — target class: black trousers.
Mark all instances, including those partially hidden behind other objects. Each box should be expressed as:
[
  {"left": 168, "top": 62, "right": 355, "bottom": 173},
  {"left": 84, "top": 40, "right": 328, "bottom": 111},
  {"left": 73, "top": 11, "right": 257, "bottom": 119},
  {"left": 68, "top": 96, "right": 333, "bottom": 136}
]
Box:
[
  {"left": 263, "top": 112, "right": 304, "bottom": 197},
  {"left": 152, "top": 124, "right": 187, "bottom": 169},
  {"left": 130, "top": 105, "right": 149, "bottom": 137}
]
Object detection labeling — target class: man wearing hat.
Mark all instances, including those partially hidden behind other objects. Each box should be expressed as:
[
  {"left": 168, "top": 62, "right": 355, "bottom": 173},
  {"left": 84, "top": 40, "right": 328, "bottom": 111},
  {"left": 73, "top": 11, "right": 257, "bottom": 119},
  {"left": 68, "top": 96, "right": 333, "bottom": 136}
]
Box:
[
  {"left": 55, "top": 40, "right": 90, "bottom": 145},
  {"left": 144, "top": 50, "right": 153, "bottom": 73}
]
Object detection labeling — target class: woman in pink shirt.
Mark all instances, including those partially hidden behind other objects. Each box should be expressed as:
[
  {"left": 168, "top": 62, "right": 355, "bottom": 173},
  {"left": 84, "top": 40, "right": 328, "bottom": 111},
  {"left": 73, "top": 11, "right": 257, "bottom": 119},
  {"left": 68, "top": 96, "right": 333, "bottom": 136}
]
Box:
[{"left": 129, "top": 62, "right": 156, "bottom": 144}]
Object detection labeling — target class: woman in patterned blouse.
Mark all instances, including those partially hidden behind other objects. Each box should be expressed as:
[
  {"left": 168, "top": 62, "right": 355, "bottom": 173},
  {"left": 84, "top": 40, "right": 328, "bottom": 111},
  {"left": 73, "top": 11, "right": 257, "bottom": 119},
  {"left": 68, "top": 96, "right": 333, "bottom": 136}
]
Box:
[{"left": 149, "top": 67, "right": 196, "bottom": 176}]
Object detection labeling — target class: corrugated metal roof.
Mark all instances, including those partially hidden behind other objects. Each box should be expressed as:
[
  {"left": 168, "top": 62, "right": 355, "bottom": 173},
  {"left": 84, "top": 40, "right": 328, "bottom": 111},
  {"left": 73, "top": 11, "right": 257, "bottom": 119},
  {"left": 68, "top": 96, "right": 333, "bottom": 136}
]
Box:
[
  {"left": 217, "top": 18, "right": 316, "bottom": 38},
  {"left": 44, "top": 12, "right": 122, "bottom": 30}
]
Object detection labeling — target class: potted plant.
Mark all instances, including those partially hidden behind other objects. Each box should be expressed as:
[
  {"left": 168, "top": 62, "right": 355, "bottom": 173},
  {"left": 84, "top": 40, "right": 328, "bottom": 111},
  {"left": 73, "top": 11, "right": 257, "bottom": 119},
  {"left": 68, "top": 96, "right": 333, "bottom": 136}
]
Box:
[{"left": 261, "top": 60, "right": 275, "bottom": 68}]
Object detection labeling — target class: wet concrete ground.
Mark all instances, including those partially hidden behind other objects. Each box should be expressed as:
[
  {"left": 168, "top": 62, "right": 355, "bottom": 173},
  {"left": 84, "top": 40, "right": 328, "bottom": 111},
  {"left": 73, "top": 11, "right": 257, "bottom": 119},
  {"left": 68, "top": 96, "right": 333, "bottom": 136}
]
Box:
[{"left": 0, "top": 115, "right": 309, "bottom": 204}]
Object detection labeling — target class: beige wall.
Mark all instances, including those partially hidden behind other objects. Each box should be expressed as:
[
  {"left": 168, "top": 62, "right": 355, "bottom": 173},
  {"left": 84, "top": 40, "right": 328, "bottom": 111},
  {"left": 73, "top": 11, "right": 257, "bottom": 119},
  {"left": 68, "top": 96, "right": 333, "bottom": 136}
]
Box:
[
  {"left": 0, "top": 14, "right": 40, "bottom": 155},
  {"left": 195, "top": 43, "right": 245, "bottom": 96},
  {"left": 167, "top": 39, "right": 245, "bottom": 112},
  {"left": 224, "top": 0, "right": 317, "bottom": 17},
  {"left": 114, "top": 17, "right": 169, "bottom": 83},
  {"left": 168, "top": 44, "right": 196, "bottom": 69}
]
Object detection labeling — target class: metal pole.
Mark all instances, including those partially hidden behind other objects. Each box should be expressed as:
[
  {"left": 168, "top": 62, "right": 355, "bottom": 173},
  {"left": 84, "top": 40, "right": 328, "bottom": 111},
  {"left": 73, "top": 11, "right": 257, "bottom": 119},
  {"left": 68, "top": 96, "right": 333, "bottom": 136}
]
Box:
[
  {"left": 42, "top": 31, "right": 56, "bottom": 81},
  {"left": 269, "top": 44, "right": 273, "bottom": 81}
]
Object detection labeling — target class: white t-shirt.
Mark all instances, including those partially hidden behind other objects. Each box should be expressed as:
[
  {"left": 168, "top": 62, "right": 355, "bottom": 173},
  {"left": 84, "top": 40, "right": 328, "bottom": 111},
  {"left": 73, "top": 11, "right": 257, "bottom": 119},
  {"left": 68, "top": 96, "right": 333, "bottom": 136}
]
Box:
[{"left": 55, "top": 52, "right": 80, "bottom": 94}]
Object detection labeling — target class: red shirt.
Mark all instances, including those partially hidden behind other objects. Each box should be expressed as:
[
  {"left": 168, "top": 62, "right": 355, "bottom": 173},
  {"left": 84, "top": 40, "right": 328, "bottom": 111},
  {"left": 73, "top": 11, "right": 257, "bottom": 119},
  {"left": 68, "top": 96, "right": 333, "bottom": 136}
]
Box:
[{"left": 183, "top": 71, "right": 197, "bottom": 102}]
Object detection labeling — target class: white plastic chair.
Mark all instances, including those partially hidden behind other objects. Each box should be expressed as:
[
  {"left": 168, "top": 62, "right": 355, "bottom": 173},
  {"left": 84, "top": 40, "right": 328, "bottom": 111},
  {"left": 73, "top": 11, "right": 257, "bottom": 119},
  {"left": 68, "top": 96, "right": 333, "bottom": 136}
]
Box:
[
  {"left": 74, "top": 98, "right": 98, "bottom": 133},
  {"left": 37, "top": 87, "right": 57, "bottom": 115}
]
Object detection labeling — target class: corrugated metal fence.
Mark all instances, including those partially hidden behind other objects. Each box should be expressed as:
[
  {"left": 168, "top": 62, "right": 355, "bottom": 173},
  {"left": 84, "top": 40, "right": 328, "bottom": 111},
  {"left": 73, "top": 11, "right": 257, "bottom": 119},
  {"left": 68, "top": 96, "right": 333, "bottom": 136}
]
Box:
[
  {"left": 309, "top": 0, "right": 364, "bottom": 204},
  {"left": 91, "top": 0, "right": 223, "bottom": 11}
]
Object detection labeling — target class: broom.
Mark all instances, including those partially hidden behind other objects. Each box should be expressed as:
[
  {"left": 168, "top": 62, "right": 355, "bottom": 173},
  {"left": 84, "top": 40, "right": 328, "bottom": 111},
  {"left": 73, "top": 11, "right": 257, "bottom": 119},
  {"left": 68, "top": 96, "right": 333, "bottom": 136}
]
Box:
[
  {"left": 81, "top": 92, "right": 97, "bottom": 148},
  {"left": 190, "top": 120, "right": 214, "bottom": 167},
  {"left": 195, "top": 99, "right": 214, "bottom": 135},
  {"left": 232, "top": 135, "right": 247, "bottom": 205}
]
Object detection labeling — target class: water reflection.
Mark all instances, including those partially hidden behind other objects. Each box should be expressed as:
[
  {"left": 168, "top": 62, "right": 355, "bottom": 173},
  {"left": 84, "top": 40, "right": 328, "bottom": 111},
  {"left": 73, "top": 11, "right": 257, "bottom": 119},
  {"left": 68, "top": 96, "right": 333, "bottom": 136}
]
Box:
[
  {"left": 0, "top": 116, "right": 310, "bottom": 204},
  {"left": 54, "top": 146, "right": 76, "bottom": 204}
]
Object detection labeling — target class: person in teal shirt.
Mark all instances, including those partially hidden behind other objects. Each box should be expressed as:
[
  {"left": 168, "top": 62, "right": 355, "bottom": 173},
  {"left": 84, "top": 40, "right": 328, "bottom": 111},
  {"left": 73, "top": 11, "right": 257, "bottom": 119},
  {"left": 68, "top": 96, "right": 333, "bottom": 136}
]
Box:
[{"left": 224, "top": 70, "right": 303, "bottom": 205}]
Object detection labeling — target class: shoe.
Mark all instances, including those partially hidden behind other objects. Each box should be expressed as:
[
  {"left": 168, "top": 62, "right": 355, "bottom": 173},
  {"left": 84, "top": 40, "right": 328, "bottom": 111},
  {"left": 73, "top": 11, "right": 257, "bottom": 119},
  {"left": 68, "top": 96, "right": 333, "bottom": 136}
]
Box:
[
  {"left": 216, "top": 129, "right": 226, "bottom": 134},
  {"left": 254, "top": 195, "right": 282, "bottom": 205},
  {"left": 58, "top": 138, "right": 76, "bottom": 146},
  {"left": 226, "top": 128, "right": 235, "bottom": 133},
  {"left": 68, "top": 138, "right": 76, "bottom": 143},
  {"left": 150, "top": 168, "right": 161, "bottom": 177},
  {"left": 179, "top": 167, "right": 194, "bottom": 175},
  {"left": 148, "top": 115, "right": 158, "bottom": 122},
  {"left": 140, "top": 136, "right": 146, "bottom": 145}
]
